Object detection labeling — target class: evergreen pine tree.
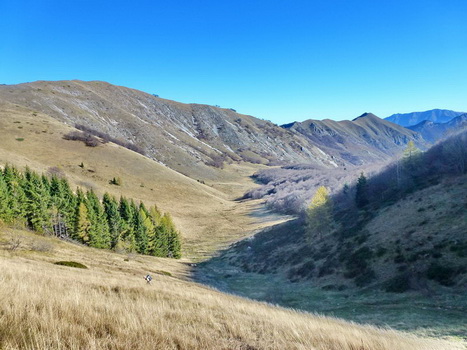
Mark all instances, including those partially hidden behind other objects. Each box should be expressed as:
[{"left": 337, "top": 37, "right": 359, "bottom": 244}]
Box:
[
  {"left": 133, "top": 207, "right": 149, "bottom": 254},
  {"left": 3, "top": 165, "right": 27, "bottom": 224},
  {"left": 151, "top": 223, "right": 169, "bottom": 257},
  {"left": 0, "top": 170, "right": 14, "bottom": 223},
  {"left": 58, "top": 178, "right": 77, "bottom": 233},
  {"left": 85, "top": 190, "right": 111, "bottom": 249},
  {"left": 103, "top": 193, "right": 123, "bottom": 248},
  {"left": 49, "top": 176, "right": 75, "bottom": 237},
  {"left": 23, "top": 168, "right": 52, "bottom": 233},
  {"left": 118, "top": 197, "right": 136, "bottom": 252},
  {"left": 355, "top": 172, "right": 369, "bottom": 208}
]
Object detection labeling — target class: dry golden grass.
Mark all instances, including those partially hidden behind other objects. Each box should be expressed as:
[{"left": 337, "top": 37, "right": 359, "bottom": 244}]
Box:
[{"left": 0, "top": 229, "right": 459, "bottom": 350}]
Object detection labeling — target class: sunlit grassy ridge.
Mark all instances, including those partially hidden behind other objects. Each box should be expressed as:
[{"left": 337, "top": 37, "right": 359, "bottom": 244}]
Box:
[{"left": 0, "top": 228, "right": 459, "bottom": 350}]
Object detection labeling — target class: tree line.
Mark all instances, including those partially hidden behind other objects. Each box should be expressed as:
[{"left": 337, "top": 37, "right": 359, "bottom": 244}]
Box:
[{"left": 0, "top": 165, "right": 181, "bottom": 258}]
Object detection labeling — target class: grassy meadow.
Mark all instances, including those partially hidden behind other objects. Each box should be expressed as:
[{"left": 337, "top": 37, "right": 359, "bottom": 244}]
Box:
[{"left": 0, "top": 227, "right": 461, "bottom": 350}]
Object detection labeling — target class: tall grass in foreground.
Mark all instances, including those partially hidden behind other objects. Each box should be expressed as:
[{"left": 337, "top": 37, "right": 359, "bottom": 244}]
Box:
[{"left": 1, "top": 258, "right": 459, "bottom": 350}]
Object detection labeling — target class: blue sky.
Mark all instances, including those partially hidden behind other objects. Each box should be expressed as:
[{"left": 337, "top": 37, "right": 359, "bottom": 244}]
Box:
[{"left": 1, "top": 0, "right": 466, "bottom": 124}]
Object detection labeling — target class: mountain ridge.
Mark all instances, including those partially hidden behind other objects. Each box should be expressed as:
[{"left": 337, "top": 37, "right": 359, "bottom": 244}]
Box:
[
  {"left": 385, "top": 109, "right": 464, "bottom": 127},
  {"left": 0, "top": 80, "right": 337, "bottom": 178},
  {"left": 281, "top": 112, "right": 427, "bottom": 166},
  {"left": 0, "top": 80, "right": 431, "bottom": 174},
  {"left": 408, "top": 113, "right": 467, "bottom": 143}
]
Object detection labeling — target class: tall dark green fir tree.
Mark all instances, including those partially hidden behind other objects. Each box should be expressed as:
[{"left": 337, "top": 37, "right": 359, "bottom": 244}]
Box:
[
  {"left": 355, "top": 172, "right": 369, "bottom": 208},
  {"left": 85, "top": 190, "right": 111, "bottom": 249},
  {"left": 103, "top": 193, "right": 123, "bottom": 248},
  {"left": 23, "top": 168, "right": 51, "bottom": 233}
]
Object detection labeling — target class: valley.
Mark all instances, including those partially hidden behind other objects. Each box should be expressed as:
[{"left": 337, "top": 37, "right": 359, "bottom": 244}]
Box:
[{"left": 1, "top": 80, "right": 466, "bottom": 349}]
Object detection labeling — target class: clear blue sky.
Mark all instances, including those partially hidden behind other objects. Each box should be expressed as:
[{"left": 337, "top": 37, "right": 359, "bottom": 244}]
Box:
[{"left": 1, "top": 0, "right": 466, "bottom": 124}]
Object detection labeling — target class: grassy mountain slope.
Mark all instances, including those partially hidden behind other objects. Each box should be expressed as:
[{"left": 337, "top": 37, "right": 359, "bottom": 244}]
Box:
[
  {"left": 282, "top": 113, "right": 426, "bottom": 166},
  {"left": 204, "top": 131, "right": 467, "bottom": 292},
  {"left": 0, "top": 101, "right": 288, "bottom": 259},
  {"left": 196, "top": 176, "right": 466, "bottom": 343},
  {"left": 0, "top": 80, "right": 335, "bottom": 179},
  {"left": 0, "top": 227, "right": 459, "bottom": 350},
  {"left": 221, "top": 176, "right": 466, "bottom": 290},
  {"left": 196, "top": 132, "right": 467, "bottom": 341}
]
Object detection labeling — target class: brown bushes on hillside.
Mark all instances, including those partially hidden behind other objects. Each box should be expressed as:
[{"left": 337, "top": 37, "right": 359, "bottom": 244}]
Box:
[
  {"left": 245, "top": 130, "right": 467, "bottom": 214},
  {"left": 63, "top": 131, "right": 100, "bottom": 147},
  {"left": 74, "top": 124, "right": 146, "bottom": 155}
]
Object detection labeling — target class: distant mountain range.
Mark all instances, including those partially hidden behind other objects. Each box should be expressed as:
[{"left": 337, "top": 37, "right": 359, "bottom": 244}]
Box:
[
  {"left": 407, "top": 114, "right": 467, "bottom": 143},
  {"left": 385, "top": 109, "right": 464, "bottom": 127}
]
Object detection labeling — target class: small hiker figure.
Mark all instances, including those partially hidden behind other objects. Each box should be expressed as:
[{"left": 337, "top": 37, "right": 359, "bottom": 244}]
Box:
[{"left": 144, "top": 274, "right": 153, "bottom": 284}]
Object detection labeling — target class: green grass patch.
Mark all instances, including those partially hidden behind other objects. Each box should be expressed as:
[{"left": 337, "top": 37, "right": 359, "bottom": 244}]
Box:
[
  {"left": 15, "top": 138, "right": 25, "bottom": 142},
  {"left": 54, "top": 261, "right": 88, "bottom": 269}
]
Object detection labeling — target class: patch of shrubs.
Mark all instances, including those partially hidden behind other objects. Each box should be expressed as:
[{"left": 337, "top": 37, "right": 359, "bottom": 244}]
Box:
[
  {"left": 426, "top": 263, "right": 464, "bottom": 286},
  {"left": 345, "top": 247, "right": 373, "bottom": 273},
  {"left": 375, "top": 246, "right": 387, "bottom": 257},
  {"left": 449, "top": 241, "right": 467, "bottom": 257},
  {"left": 205, "top": 154, "right": 226, "bottom": 168},
  {"left": 354, "top": 269, "right": 376, "bottom": 287},
  {"left": 318, "top": 257, "right": 338, "bottom": 277},
  {"left": 54, "top": 261, "right": 88, "bottom": 269},
  {"left": 63, "top": 131, "right": 100, "bottom": 147},
  {"left": 74, "top": 124, "right": 145, "bottom": 155},
  {"left": 343, "top": 247, "right": 376, "bottom": 286},
  {"left": 394, "top": 253, "right": 406, "bottom": 264},
  {"left": 287, "top": 260, "right": 315, "bottom": 281},
  {"left": 385, "top": 273, "right": 411, "bottom": 293}
]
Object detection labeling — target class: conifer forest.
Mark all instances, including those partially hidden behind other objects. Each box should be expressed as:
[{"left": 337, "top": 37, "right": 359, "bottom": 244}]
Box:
[{"left": 0, "top": 165, "right": 182, "bottom": 258}]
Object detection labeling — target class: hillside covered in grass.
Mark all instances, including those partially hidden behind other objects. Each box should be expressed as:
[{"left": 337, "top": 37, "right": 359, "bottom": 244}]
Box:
[
  {"left": 196, "top": 132, "right": 467, "bottom": 344},
  {"left": 0, "top": 102, "right": 290, "bottom": 259},
  {"left": 0, "top": 227, "right": 460, "bottom": 350},
  {"left": 208, "top": 131, "right": 467, "bottom": 291}
]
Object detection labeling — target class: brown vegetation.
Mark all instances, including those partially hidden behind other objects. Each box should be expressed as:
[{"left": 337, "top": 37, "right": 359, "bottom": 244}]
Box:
[{"left": 0, "top": 228, "right": 458, "bottom": 350}]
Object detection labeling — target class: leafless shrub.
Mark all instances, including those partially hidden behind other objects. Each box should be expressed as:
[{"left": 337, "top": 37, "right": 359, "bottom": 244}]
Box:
[
  {"left": 244, "top": 130, "right": 467, "bottom": 215},
  {"left": 8, "top": 236, "right": 22, "bottom": 251},
  {"left": 206, "top": 154, "right": 226, "bottom": 168},
  {"left": 241, "top": 153, "right": 263, "bottom": 164},
  {"left": 74, "top": 124, "right": 146, "bottom": 155},
  {"left": 63, "top": 131, "right": 100, "bottom": 147}
]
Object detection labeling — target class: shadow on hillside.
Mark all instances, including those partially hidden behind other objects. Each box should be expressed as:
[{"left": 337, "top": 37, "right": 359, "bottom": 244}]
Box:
[{"left": 193, "top": 219, "right": 467, "bottom": 339}]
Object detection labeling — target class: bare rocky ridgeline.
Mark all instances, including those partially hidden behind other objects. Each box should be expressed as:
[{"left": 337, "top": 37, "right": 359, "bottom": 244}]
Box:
[
  {"left": 0, "top": 80, "right": 426, "bottom": 179},
  {"left": 282, "top": 113, "right": 428, "bottom": 166}
]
